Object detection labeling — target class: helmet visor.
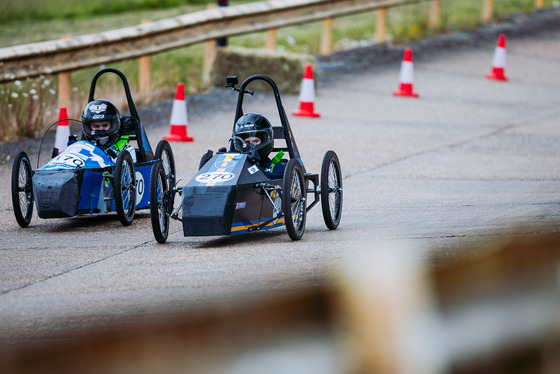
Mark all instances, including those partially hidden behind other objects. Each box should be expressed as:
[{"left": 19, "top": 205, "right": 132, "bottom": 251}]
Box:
[
  {"left": 236, "top": 129, "right": 272, "bottom": 152},
  {"left": 83, "top": 118, "right": 119, "bottom": 139}
]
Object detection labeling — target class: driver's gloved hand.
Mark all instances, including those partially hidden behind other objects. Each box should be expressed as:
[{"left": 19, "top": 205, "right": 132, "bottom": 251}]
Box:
[
  {"left": 218, "top": 147, "right": 227, "bottom": 153},
  {"left": 199, "top": 150, "right": 214, "bottom": 169},
  {"left": 106, "top": 148, "right": 118, "bottom": 159},
  {"left": 67, "top": 134, "right": 78, "bottom": 146}
]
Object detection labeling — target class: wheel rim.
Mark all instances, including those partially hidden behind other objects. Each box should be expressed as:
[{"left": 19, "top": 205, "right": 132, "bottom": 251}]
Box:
[
  {"left": 290, "top": 171, "right": 304, "bottom": 232},
  {"left": 327, "top": 160, "right": 341, "bottom": 223},
  {"left": 156, "top": 170, "right": 167, "bottom": 234},
  {"left": 161, "top": 149, "right": 173, "bottom": 185},
  {"left": 121, "top": 159, "right": 134, "bottom": 218},
  {"left": 18, "top": 160, "right": 32, "bottom": 219}
]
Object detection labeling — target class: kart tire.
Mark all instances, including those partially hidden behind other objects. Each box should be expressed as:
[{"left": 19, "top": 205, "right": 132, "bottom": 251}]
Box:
[
  {"left": 282, "top": 159, "right": 306, "bottom": 241},
  {"left": 320, "top": 150, "right": 343, "bottom": 230},
  {"left": 114, "top": 150, "right": 136, "bottom": 226},
  {"left": 154, "top": 140, "right": 176, "bottom": 192},
  {"left": 150, "top": 161, "right": 169, "bottom": 244},
  {"left": 11, "top": 151, "right": 34, "bottom": 228}
]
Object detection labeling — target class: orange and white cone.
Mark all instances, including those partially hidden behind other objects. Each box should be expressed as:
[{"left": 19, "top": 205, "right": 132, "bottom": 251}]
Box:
[
  {"left": 486, "top": 34, "right": 508, "bottom": 81},
  {"left": 293, "top": 64, "right": 320, "bottom": 118},
  {"left": 164, "top": 83, "right": 194, "bottom": 142},
  {"left": 54, "top": 107, "right": 70, "bottom": 153},
  {"left": 393, "top": 48, "right": 419, "bottom": 98}
]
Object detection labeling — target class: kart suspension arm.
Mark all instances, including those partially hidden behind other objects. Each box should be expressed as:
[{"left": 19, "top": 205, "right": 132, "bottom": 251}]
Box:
[
  {"left": 167, "top": 187, "right": 183, "bottom": 222},
  {"left": 244, "top": 182, "right": 283, "bottom": 232},
  {"left": 304, "top": 173, "right": 319, "bottom": 212}
]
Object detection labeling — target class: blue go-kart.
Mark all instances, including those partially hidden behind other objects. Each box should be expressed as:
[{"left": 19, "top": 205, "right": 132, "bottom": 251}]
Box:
[{"left": 11, "top": 68, "right": 175, "bottom": 227}]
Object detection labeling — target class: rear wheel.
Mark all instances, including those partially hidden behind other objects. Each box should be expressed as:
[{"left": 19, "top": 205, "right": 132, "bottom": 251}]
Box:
[
  {"left": 282, "top": 159, "right": 306, "bottom": 241},
  {"left": 11, "top": 151, "right": 34, "bottom": 228},
  {"left": 150, "top": 162, "right": 170, "bottom": 244},
  {"left": 114, "top": 150, "right": 136, "bottom": 226},
  {"left": 320, "top": 150, "right": 343, "bottom": 230}
]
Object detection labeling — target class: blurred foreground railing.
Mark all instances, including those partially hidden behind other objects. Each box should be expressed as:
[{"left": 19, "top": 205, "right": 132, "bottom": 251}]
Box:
[{"left": 1, "top": 228, "right": 559, "bottom": 373}]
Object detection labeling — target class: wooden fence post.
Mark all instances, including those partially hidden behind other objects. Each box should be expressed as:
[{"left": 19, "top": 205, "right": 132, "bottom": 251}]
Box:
[
  {"left": 203, "top": 39, "right": 217, "bottom": 86},
  {"left": 266, "top": 29, "right": 277, "bottom": 50},
  {"left": 482, "top": 0, "right": 494, "bottom": 22},
  {"left": 57, "top": 35, "right": 72, "bottom": 109},
  {"left": 139, "top": 20, "right": 152, "bottom": 96},
  {"left": 535, "top": 0, "right": 545, "bottom": 8},
  {"left": 58, "top": 73, "right": 71, "bottom": 109},
  {"left": 429, "top": 0, "right": 441, "bottom": 29},
  {"left": 320, "top": 17, "right": 333, "bottom": 55},
  {"left": 202, "top": 4, "right": 218, "bottom": 86},
  {"left": 376, "top": 8, "right": 387, "bottom": 43},
  {"left": 57, "top": 35, "right": 72, "bottom": 108}
]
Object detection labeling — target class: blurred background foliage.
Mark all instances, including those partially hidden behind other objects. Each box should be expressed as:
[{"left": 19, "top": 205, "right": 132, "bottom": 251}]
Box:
[{"left": 0, "top": 0, "right": 552, "bottom": 141}]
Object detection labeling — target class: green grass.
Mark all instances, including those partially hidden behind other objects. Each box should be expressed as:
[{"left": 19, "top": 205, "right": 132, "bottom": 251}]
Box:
[
  {"left": 0, "top": 0, "right": 209, "bottom": 23},
  {"left": 0, "top": 0, "right": 555, "bottom": 141}
]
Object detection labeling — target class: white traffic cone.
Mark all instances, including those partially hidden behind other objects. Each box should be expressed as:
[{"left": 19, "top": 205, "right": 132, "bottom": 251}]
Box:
[
  {"left": 393, "top": 48, "right": 419, "bottom": 98},
  {"left": 486, "top": 34, "right": 508, "bottom": 81},
  {"left": 164, "top": 83, "right": 194, "bottom": 142},
  {"left": 54, "top": 107, "right": 70, "bottom": 153},
  {"left": 293, "top": 64, "right": 321, "bottom": 118}
]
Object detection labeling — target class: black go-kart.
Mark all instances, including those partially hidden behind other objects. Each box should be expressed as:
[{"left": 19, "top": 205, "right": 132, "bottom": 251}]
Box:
[
  {"left": 150, "top": 74, "right": 342, "bottom": 243},
  {"left": 11, "top": 68, "right": 176, "bottom": 228}
]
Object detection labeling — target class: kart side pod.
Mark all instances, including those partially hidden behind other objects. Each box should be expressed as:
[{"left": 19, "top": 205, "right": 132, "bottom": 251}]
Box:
[
  {"left": 181, "top": 153, "right": 275, "bottom": 236},
  {"left": 33, "top": 169, "right": 81, "bottom": 218},
  {"left": 33, "top": 168, "right": 108, "bottom": 218}
]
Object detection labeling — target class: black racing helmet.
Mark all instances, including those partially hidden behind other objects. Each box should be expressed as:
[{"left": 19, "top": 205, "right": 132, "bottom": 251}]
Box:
[
  {"left": 233, "top": 113, "right": 274, "bottom": 160},
  {"left": 81, "top": 100, "right": 121, "bottom": 146}
]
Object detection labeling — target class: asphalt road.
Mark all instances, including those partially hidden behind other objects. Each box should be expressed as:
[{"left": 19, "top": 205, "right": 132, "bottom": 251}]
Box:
[{"left": 1, "top": 23, "right": 560, "bottom": 346}]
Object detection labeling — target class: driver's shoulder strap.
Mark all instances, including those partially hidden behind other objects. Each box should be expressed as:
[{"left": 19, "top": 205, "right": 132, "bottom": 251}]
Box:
[{"left": 114, "top": 135, "right": 130, "bottom": 151}]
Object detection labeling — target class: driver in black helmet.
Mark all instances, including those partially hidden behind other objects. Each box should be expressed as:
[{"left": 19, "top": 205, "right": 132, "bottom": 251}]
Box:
[
  {"left": 233, "top": 112, "right": 285, "bottom": 179},
  {"left": 81, "top": 99, "right": 136, "bottom": 162}
]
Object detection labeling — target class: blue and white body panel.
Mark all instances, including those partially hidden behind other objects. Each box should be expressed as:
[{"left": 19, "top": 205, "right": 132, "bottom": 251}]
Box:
[{"left": 32, "top": 141, "right": 152, "bottom": 218}]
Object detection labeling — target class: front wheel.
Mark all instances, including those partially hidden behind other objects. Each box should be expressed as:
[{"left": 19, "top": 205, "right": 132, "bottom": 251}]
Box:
[
  {"left": 114, "top": 150, "right": 136, "bottom": 226},
  {"left": 320, "top": 150, "right": 343, "bottom": 230},
  {"left": 282, "top": 159, "right": 307, "bottom": 241},
  {"left": 11, "top": 151, "right": 34, "bottom": 228},
  {"left": 154, "top": 140, "right": 176, "bottom": 192},
  {"left": 150, "top": 162, "right": 170, "bottom": 244}
]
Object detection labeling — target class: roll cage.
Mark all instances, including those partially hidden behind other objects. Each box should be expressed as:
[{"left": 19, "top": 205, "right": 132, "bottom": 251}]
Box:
[{"left": 88, "top": 68, "right": 154, "bottom": 162}]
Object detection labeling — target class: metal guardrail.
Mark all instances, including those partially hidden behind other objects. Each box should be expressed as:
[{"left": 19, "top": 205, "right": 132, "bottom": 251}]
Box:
[{"left": 0, "top": 0, "right": 423, "bottom": 84}]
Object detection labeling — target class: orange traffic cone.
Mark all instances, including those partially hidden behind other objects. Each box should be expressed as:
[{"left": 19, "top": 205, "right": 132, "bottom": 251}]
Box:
[
  {"left": 393, "top": 48, "right": 419, "bottom": 98},
  {"left": 486, "top": 34, "right": 508, "bottom": 81},
  {"left": 54, "top": 107, "right": 70, "bottom": 153},
  {"left": 293, "top": 64, "right": 320, "bottom": 118},
  {"left": 164, "top": 83, "right": 194, "bottom": 142}
]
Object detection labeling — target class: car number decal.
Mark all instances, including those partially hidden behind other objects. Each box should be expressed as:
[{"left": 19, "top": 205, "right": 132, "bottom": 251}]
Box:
[
  {"left": 195, "top": 171, "right": 235, "bottom": 185},
  {"left": 135, "top": 171, "right": 145, "bottom": 207},
  {"left": 41, "top": 142, "right": 113, "bottom": 170},
  {"left": 47, "top": 153, "right": 87, "bottom": 169}
]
